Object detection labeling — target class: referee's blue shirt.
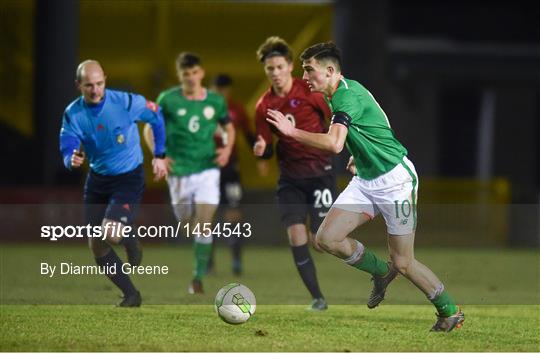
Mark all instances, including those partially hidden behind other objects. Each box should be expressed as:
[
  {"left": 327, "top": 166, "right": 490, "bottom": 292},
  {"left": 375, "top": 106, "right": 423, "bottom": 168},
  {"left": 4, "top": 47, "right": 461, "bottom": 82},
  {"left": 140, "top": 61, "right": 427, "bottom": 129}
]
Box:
[{"left": 59, "top": 89, "right": 166, "bottom": 176}]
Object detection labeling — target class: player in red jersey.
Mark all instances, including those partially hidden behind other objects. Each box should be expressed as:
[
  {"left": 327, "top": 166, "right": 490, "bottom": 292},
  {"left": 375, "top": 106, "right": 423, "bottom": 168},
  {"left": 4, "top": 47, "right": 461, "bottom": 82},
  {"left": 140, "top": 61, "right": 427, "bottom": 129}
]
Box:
[
  {"left": 210, "top": 74, "right": 256, "bottom": 276},
  {"left": 253, "top": 37, "right": 335, "bottom": 310}
]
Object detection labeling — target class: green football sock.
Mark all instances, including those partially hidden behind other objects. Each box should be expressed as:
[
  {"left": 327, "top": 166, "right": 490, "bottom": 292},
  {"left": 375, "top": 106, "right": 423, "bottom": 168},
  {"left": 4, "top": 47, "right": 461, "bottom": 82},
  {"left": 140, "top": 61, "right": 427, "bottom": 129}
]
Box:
[
  {"left": 430, "top": 290, "right": 459, "bottom": 317},
  {"left": 352, "top": 248, "right": 389, "bottom": 276},
  {"left": 193, "top": 241, "right": 212, "bottom": 281}
]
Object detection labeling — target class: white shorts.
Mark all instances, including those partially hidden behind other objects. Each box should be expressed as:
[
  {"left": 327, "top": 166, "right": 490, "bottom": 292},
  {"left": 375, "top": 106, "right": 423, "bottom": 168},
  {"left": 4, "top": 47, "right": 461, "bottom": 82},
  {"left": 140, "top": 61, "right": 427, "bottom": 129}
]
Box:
[
  {"left": 333, "top": 157, "right": 418, "bottom": 235},
  {"left": 167, "top": 168, "right": 220, "bottom": 221}
]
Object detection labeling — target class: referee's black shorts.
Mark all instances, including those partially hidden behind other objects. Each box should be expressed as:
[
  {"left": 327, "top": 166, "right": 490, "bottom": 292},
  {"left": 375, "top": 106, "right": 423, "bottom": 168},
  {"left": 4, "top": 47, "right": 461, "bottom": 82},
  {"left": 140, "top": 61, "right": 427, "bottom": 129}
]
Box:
[
  {"left": 276, "top": 173, "right": 336, "bottom": 234},
  {"left": 83, "top": 164, "right": 145, "bottom": 227}
]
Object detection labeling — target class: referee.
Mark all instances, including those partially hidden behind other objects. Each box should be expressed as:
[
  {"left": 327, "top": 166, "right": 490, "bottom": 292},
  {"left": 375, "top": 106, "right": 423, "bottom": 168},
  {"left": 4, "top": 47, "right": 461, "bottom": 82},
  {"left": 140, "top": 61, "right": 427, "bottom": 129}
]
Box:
[{"left": 59, "top": 60, "right": 169, "bottom": 307}]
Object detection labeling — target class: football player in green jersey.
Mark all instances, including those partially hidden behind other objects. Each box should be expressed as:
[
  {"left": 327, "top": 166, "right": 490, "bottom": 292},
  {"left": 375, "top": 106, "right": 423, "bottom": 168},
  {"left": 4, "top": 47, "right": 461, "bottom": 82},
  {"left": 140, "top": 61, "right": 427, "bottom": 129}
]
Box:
[
  {"left": 145, "top": 53, "right": 235, "bottom": 294},
  {"left": 266, "top": 42, "right": 464, "bottom": 332}
]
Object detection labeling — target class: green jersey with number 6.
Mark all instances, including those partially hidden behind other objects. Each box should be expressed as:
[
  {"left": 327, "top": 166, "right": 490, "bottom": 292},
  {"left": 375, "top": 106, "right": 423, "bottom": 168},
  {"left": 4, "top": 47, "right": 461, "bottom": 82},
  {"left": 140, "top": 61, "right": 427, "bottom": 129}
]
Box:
[
  {"left": 157, "top": 87, "right": 228, "bottom": 176},
  {"left": 328, "top": 78, "right": 407, "bottom": 180}
]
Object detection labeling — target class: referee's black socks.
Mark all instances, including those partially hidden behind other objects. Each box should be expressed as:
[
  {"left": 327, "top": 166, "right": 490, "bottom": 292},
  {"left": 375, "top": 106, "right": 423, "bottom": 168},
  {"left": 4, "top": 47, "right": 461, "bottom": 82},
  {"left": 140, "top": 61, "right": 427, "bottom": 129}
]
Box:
[
  {"left": 119, "top": 232, "right": 137, "bottom": 250},
  {"left": 95, "top": 249, "right": 138, "bottom": 296},
  {"left": 291, "top": 244, "right": 324, "bottom": 300}
]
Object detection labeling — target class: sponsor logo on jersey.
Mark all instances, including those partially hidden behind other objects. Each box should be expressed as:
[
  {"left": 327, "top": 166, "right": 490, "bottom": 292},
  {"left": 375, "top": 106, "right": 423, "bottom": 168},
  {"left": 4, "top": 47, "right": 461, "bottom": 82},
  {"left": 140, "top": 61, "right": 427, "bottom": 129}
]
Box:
[
  {"left": 146, "top": 100, "right": 158, "bottom": 112},
  {"left": 203, "top": 106, "right": 215, "bottom": 120},
  {"left": 289, "top": 98, "right": 300, "bottom": 108},
  {"left": 97, "top": 123, "right": 104, "bottom": 131},
  {"left": 177, "top": 108, "right": 187, "bottom": 116}
]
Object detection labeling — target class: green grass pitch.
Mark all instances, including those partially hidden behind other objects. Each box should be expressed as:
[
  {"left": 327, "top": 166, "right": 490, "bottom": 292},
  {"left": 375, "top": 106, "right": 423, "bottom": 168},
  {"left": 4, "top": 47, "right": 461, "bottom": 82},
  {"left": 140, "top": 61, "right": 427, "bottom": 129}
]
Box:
[{"left": 1, "top": 244, "right": 539, "bottom": 351}]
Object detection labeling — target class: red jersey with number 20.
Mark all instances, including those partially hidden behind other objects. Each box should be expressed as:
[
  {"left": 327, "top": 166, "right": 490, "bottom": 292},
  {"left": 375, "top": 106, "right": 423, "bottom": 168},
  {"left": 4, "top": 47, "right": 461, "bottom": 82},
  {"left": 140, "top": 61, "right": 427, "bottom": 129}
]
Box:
[{"left": 255, "top": 78, "right": 332, "bottom": 179}]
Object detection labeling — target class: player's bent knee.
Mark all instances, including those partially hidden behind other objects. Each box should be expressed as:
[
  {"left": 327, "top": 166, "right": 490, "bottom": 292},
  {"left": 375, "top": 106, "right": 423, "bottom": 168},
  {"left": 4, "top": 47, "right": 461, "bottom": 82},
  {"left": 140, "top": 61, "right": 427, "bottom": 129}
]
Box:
[
  {"left": 391, "top": 255, "right": 412, "bottom": 275},
  {"left": 315, "top": 230, "right": 337, "bottom": 252},
  {"left": 316, "top": 217, "right": 350, "bottom": 248},
  {"left": 101, "top": 218, "right": 125, "bottom": 245}
]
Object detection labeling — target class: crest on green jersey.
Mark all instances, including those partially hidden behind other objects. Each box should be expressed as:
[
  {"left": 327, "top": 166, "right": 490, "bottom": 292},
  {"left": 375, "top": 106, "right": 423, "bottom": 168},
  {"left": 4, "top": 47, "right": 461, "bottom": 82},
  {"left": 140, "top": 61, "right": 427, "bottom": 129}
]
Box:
[{"left": 203, "top": 106, "right": 215, "bottom": 120}]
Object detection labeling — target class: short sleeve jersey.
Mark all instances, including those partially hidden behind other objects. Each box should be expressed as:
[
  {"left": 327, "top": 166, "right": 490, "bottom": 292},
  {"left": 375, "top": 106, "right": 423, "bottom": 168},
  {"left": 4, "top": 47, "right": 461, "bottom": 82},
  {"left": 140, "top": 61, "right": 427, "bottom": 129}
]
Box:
[
  {"left": 157, "top": 87, "right": 228, "bottom": 176},
  {"left": 329, "top": 78, "right": 407, "bottom": 180},
  {"left": 256, "top": 78, "right": 333, "bottom": 179}
]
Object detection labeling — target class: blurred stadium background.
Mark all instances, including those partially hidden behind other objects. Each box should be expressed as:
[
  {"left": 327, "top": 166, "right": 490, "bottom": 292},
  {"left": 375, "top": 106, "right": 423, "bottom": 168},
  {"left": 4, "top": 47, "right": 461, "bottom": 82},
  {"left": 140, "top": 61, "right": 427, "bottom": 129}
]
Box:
[{"left": 0, "top": 1, "right": 539, "bottom": 254}]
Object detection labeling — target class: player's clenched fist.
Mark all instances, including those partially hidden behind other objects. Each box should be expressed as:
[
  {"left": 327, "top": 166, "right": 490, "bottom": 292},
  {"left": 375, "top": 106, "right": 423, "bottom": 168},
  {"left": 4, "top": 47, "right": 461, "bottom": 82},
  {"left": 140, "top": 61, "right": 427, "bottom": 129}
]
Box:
[
  {"left": 71, "top": 149, "right": 85, "bottom": 168},
  {"left": 253, "top": 134, "right": 266, "bottom": 157}
]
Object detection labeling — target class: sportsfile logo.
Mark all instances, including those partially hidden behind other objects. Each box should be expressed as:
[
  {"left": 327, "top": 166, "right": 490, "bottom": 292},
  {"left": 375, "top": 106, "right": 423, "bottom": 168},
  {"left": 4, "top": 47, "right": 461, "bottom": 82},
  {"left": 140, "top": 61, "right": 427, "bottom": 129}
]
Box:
[
  {"left": 41, "top": 223, "right": 131, "bottom": 241},
  {"left": 40, "top": 222, "right": 253, "bottom": 241}
]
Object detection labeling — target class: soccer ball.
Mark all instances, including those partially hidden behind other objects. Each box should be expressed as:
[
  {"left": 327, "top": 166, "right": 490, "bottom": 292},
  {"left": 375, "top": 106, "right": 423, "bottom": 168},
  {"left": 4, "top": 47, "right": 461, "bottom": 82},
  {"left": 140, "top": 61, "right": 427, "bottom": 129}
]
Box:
[{"left": 214, "top": 283, "right": 256, "bottom": 324}]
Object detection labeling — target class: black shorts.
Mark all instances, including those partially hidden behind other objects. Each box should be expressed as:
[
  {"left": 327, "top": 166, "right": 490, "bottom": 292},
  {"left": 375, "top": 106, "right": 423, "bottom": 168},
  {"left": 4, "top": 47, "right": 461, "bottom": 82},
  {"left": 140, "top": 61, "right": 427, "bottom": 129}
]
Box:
[
  {"left": 220, "top": 164, "right": 242, "bottom": 207},
  {"left": 83, "top": 164, "right": 145, "bottom": 226},
  {"left": 277, "top": 174, "right": 336, "bottom": 234}
]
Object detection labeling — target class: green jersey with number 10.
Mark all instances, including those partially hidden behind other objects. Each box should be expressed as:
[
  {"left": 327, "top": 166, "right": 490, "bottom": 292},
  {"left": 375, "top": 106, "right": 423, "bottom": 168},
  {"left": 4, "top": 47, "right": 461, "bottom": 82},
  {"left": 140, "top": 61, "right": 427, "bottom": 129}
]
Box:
[
  {"left": 328, "top": 78, "right": 407, "bottom": 180},
  {"left": 157, "top": 87, "right": 228, "bottom": 176}
]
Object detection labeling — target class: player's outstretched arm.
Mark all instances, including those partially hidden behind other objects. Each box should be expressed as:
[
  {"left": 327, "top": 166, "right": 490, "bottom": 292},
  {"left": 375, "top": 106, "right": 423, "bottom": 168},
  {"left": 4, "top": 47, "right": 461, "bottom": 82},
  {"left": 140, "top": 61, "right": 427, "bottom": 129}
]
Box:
[
  {"left": 215, "top": 122, "right": 236, "bottom": 167},
  {"left": 130, "top": 93, "right": 166, "bottom": 157},
  {"left": 59, "top": 112, "right": 84, "bottom": 170},
  {"left": 253, "top": 135, "right": 266, "bottom": 157},
  {"left": 225, "top": 121, "right": 236, "bottom": 151},
  {"left": 143, "top": 123, "right": 171, "bottom": 181},
  {"left": 266, "top": 109, "right": 348, "bottom": 154}
]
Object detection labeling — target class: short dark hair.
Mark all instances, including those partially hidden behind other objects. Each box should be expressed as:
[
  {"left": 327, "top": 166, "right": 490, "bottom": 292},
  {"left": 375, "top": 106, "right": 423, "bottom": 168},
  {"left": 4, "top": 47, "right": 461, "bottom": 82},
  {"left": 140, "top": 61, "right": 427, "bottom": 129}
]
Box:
[
  {"left": 176, "top": 52, "right": 201, "bottom": 70},
  {"left": 300, "top": 42, "right": 342, "bottom": 71},
  {"left": 213, "top": 74, "right": 233, "bottom": 88},
  {"left": 256, "top": 36, "right": 293, "bottom": 63}
]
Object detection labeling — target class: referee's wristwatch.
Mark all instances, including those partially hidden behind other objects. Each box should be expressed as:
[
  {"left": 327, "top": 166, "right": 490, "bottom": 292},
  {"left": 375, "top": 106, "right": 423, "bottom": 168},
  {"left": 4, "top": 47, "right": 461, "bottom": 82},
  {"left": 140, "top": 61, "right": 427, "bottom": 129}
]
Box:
[{"left": 154, "top": 152, "right": 166, "bottom": 159}]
